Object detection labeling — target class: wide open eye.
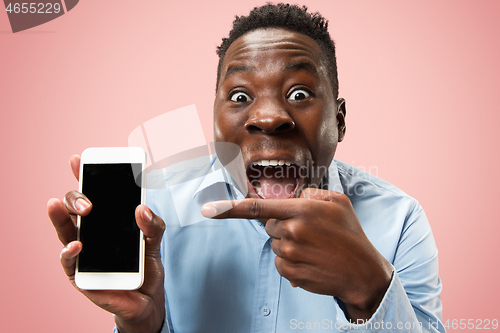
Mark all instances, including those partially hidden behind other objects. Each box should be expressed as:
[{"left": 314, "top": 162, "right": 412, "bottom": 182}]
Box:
[
  {"left": 288, "top": 89, "right": 311, "bottom": 101},
  {"left": 230, "top": 91, "right": 252, "bottom": 103}
]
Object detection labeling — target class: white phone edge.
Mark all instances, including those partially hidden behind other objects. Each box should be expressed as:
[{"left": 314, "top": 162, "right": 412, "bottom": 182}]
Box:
[{"left": 75, "top": 147, "right": 146, "bottom": 290}]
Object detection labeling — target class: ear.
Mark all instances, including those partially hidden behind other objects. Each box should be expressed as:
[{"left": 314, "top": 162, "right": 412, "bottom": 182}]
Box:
[{"left": 336, "top": 98, "right": 346, "bottom": 142}]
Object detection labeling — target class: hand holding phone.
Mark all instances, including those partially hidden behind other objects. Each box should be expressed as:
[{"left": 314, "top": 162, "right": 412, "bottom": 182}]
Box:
[{"left": 47, "top": 150, "right": 166, "bottom": 333}]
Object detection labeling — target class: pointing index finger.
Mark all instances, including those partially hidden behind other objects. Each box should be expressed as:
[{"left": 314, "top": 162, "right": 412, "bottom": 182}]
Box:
[{"left": 201, "top": 199, "right": 294, "bottom": 220}]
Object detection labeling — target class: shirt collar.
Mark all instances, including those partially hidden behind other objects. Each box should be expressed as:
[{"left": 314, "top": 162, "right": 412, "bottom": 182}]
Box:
[
  {"left": 328, "top": 159, "right": 344, "bottom": 194},
  {"left": 192, "top": 156, "right": 238, "bottom": 198}
]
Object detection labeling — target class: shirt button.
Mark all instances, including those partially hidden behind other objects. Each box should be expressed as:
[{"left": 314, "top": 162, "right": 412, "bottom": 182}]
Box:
[{"left": 261, "top": 306, "right": 271, "bottom": 316}]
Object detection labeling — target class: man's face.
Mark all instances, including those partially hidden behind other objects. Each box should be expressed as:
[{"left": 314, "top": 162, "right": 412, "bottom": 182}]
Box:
[{"left": 214, "top": 28, "right": 345, "bottom": 199}]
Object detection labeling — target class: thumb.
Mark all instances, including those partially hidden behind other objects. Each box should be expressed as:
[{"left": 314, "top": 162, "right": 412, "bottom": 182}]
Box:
[{"left": 135, "top": 205, "right": 165, "bottom": 254}]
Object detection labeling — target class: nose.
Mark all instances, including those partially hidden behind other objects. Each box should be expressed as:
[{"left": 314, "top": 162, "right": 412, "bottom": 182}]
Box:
[{"left": 244, "top": 101, "right": 295, "bottom": 135}]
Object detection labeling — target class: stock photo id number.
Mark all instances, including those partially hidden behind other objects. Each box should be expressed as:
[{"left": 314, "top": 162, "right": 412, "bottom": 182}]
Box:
[{"left": 3, "top": 0, "right": 79, "bottom": 32}]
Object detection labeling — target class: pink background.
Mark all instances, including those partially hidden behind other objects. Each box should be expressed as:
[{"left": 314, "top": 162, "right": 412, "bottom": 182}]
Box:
[{"left": 1, "top": 1, "right": 499, "bottom": 332}]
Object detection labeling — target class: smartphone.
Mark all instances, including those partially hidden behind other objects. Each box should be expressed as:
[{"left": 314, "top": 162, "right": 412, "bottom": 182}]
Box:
[{"left": 75, "top": 147, "right": 146, "bottom": 290}]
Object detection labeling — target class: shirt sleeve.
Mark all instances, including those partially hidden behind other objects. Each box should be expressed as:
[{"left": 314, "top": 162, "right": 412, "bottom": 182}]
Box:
[
  {"left": 113, "top": 308, "right": 172, "bottom": 333},
  {"left": 113, "top": 320, "right": 172, "bottom": 333},
  {"left": 334, "top": 202, "right": 446, "bottom": 333}
]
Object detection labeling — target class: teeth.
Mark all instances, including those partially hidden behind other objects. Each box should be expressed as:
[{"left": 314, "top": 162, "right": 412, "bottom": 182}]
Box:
[
  {"left": 254, "top": 181, "right": 266, "bottom": 198},
  {"left": 252, "top": 159, "right": 293, "bottom": 167}
]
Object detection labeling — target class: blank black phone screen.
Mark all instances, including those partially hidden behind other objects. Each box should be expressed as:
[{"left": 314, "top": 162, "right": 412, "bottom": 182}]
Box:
[{"left": 78, "top": 163, "right": 142, "bottom": 272}]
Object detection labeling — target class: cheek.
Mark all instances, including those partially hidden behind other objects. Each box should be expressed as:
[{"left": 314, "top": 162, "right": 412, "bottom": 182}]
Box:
[
  {"left": 318, "top": 124, "right": 337, "bottom": 158},
  {"left": 213, "top": 108, "right": 243, "bottom": 143},
  {"left": 213, "top": 113, "right": 225, "bottom": 142},
  {"left": 213, "top": 98, "right": 227, "bottom": 142},
  {"left": 310, "top": 111, "right": 338, "bottom": 165},
  {"left": 320, "top": 115, "right": 338, "bottom": 144}
]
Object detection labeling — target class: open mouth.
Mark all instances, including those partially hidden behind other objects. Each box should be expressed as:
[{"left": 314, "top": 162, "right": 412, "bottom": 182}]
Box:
[{"left": 247, "top": 159, "right": 301, "bottom": 199}]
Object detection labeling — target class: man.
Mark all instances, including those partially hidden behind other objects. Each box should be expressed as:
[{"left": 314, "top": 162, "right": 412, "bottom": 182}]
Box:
[{"left": 48, "top": 4, "right": 444, "bottom": 332}]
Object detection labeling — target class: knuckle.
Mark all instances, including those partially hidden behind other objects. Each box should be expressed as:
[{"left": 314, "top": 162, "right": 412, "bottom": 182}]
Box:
[
  {"left": 279, "top": 242, "right": 297, "bottom": 259},
  {"left": 157, "top": 217, "right": 166, "bottom": 233},
  {"left": 281, "top": 221, "right": 302, "bottom": 242},
  {"left": 264, "top": 220, "right": 272, "bottom": 234},
  {"left": 62, "top": 195, "right": 70, "bottom": 208},
  {"left": 279, "top": 260, "right": 296, "bottom": 279},
  {"left": 336, "top": 192, "right": 351, "bottom": 206},
  {"left": 59, "top": 249, "right": 66, "bottom": 261},
  {"left": 324, "top": 193, "right": 340, "bottom": 204},
  {"left": 271, "top": 238, "right": 279, "bottom": 254},
  {"left": 248, "top": 200, "right": 262, "bottom": 218}
]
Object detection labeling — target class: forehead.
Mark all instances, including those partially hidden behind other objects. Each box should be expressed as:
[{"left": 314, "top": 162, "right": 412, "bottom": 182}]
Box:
[{"left": 220, "top": 28, "right": 326, "bottom": 80}]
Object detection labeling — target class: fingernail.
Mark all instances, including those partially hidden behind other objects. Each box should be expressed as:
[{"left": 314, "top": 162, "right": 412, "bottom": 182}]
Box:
[
  {"left": 74, "top": 198, "right": 90, "bottom": 211},
  {"left": 142, "top": 208, "right": 153, "bottom": 223},
  {"left": 201, "top": 204, "right": 217, "bottom": 218}
]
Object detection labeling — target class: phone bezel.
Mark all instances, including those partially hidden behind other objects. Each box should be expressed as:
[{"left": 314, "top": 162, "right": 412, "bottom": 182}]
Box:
[{"left": 75, "top": 147, "right": 146, "bottom": 290}]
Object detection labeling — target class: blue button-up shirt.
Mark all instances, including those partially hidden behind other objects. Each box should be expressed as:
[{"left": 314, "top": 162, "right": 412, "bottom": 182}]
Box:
[{"left": 116, "top": 156, "right": 444, "bottom": 333}]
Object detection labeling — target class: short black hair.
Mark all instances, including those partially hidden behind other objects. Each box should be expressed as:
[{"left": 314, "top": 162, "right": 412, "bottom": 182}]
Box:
[{"left": 216, "top": 3, "right": 339, "bottom": 98}]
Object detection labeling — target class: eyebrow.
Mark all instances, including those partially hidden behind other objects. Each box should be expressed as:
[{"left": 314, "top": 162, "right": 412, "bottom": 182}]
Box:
[
  {"left": 222, "top": 60, "right": 319, "bottom": 82},
  {"left": 224, "top": 65, "right": 254, "bottom": 81},
  {"left": 283, "top": 61, "right": 319, "bottom": 78}
]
